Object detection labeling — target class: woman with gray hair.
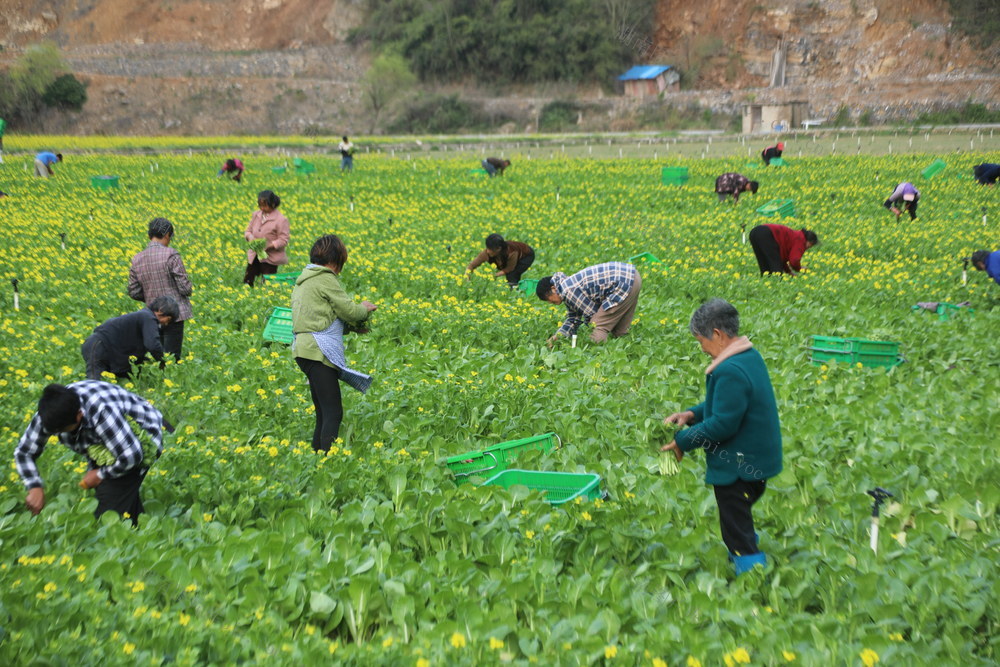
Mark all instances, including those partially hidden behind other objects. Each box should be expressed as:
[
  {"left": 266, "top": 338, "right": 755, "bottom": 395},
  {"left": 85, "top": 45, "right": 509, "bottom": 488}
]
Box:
[
  {"left": 128, "top": 217, "right": 193, "bottom": 358},
  {"left": 661, "top": 299, "right": 782, "bottom": 576}
]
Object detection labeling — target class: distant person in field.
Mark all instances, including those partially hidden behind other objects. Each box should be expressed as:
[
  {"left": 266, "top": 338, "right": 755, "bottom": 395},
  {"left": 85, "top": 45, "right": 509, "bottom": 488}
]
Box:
[
  {"left": 34, "top": 151, "right": 62, "bottom": 178},
  {"left": 81, "top": 297, "right": 179, "bottom": 381},
  {"left": 291, "top": 234, "right": 377, "bottom": 453},
  {"left": 761, "top": 142, "right": 784, "bottom": 165},
  {"left": 465, "top": 234, "right": 535, "bottom": 288},
  {"left": 661, "top": 299, "right": 781, "bottom": 576},
  {"left": 243, "top": 189, "right": 290, "bottom": 287},
  {"left": 973, "top": 163, "right": 1000, "bottom": 186},
  {"left": 128, "top": 217, "right": 193, "bottom": 359},
  {"left": 15, "top": 381, "right": 167, "bottom": 524},
  {"left": 536, "top": 261, "right": 641, "bottom": 346},
  {"left": 883, "top": 182, "right": 920, "bottom": 220},
  {"left": 970, "top": 250, "right": 1000, "bottom": 285},
  {"left": 0, "top": 116, "right": 6, "bottom": 163},
  {"left": 748, "top": 224, "right": 819, "bottom": 276},
  {"left": 715, "top": 172, "right": 759, "bottom": 205},
  {"left": 338, "top": 136, "right": 355, "bottom": 172},
  {"left": 482, "top": 157, "right": 510, "bottom": 177},
  {"left": 218, "top": 158, "right": 244, "bottom": 182}
]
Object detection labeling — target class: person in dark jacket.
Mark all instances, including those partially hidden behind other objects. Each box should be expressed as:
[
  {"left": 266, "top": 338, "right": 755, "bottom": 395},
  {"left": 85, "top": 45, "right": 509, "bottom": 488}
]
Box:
[
  {"left": 481, "top": 157, "right": 510, "bottom": 177},
  {"left": 973, "top": 163, "right": 1000, "bottom": 186},
  {"left": 715, "top": 173, "right": 759, "bottom": 204},
  {"left": 748, "top": 224, "right": 818, "bottom": 275},
  {"left": 883, "top": 182, "right": 920, "bottom": 220},
  {"left": 661, "top": 299, "right": 782, "bottom": 576},
  {"left": 465, "top": 234, "right": 535, "bottom": 287},
  {"left": 81, "top": 296, "right": 179, "bottom": 380},
  {"left": 970, "top": 250, "right": 1000, "bottom": 285},
  {"left": 761, "top": 142, "right": 784, "bottom": 165}
]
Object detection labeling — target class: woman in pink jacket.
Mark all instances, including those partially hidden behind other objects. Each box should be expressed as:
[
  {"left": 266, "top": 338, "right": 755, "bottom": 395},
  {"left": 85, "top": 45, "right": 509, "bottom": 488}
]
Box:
[{"left": 243, "top": 190, "right": 290, "bottom": 286}]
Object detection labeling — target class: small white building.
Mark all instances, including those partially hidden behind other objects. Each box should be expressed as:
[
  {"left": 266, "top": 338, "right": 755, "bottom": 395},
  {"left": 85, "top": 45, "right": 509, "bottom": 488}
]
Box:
[{"left": 742, "top": 102, "right": 808, "bottom": 134}]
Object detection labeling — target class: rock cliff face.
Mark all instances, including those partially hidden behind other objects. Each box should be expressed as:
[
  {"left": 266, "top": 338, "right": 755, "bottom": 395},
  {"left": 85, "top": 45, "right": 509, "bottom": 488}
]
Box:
[{"left": 0, "top": 0, "right": 996, "bottom": 135}]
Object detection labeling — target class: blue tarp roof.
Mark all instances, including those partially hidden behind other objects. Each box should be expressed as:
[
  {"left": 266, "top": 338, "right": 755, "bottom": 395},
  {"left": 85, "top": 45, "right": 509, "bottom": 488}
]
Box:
[{"left": 618, "top": 65, "right": 672, "bottom": 81}]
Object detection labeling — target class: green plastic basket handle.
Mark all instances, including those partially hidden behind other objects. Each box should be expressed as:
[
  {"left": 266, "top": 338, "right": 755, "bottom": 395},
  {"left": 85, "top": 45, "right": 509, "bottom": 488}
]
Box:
[{"left": 454, "top": 450, "right": 499, "bottom": 478}]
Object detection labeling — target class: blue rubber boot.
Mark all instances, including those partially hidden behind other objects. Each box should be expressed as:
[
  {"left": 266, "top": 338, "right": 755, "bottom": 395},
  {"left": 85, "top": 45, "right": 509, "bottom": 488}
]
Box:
[
  {"left": 727, "top": 535, "right": 760, "bottom": 563},
  {"left": 733, "top": 552, "right": 767, "bottom": 575}
]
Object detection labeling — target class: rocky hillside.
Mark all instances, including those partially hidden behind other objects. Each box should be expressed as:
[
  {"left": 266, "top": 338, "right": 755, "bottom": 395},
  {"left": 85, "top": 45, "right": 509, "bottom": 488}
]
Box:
[{"left": 1, "top": 0, "right": 997, "bottom": 135}]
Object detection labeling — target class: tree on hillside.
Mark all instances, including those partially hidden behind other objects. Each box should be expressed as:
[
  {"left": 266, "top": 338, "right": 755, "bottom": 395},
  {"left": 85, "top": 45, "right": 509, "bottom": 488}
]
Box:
[
  {"left": 0, "top": 42, "right": 87, "bottom": 126},
  {"left": 361, "top": 52, "right": 417, "bottom": 133}
]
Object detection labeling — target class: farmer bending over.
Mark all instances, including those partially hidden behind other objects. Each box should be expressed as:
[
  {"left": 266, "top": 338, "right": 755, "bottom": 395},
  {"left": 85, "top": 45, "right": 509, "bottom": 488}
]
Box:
[{"left": 536, "top": 262, "right": 641, "bottom": 346}]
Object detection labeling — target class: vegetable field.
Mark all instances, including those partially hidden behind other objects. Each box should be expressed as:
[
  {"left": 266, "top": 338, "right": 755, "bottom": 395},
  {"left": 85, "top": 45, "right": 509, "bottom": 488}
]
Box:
[{"left": 0, "top": 147, "right": 997, "bottom": 665}]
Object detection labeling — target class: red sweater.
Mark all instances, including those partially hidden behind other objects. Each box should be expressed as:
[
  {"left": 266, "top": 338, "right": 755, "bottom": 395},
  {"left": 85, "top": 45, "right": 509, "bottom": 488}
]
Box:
[{"left": 766, "top": 224, "right": 807, "bottom": 273}]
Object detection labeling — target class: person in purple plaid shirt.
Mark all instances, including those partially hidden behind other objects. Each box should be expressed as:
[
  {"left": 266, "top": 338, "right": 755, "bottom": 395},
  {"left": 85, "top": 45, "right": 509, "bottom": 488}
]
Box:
[
  {"left": 15, "top": 381, "right": 166, "bottom": 524},
  {"left": 128, "top": 217, "right": 193, "bottom": 358},
  {"left": 535, "top": 262, "right": 642, "bottom": 346}
]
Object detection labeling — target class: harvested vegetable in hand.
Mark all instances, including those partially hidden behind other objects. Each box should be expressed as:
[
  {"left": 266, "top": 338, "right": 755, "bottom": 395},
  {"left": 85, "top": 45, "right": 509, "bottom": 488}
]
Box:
[
  {"left": 658, "top": 451, "right": 680, "bottom": 476},
  {"left": 248, "top": 238, "right": 267, "bottom": 260},
  {"left": 86, "top": 417, "right": 160, "bottom": 468}
]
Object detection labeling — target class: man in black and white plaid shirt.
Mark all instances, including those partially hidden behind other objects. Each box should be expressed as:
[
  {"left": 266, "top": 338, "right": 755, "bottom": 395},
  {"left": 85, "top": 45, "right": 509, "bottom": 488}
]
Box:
[
  {"left": 15, "top": 381, "right": 165, "bottom": 524},
  {"left": 535, "top": 262, "right": 642, "bottom": 346}
]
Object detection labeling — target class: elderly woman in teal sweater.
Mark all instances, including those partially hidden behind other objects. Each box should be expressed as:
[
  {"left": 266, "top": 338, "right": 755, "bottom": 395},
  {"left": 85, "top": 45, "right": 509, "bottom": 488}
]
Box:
[
  {"left": 291, "top": 234, "right": 377, "bottom": 452},
  {"left": 661, "top": 298, "right": 782, "bottom": 575}
]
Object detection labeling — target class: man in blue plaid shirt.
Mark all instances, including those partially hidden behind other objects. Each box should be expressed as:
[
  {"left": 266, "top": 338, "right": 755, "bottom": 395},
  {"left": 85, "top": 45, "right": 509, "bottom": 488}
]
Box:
[
  {"left": 15, "top": 381, "right": 166, "bottom": 524},
  {"left": 535, "top": 262, "right": 642, "bottom": 345}
]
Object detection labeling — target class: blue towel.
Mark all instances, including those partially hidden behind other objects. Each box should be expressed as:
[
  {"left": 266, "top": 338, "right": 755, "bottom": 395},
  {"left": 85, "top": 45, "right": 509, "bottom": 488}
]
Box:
[{"left": 300, "top": 319, "right": 372, "bottom": 394}]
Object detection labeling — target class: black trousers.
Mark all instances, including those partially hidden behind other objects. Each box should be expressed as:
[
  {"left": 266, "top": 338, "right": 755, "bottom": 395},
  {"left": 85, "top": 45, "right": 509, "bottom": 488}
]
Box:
[
  {"left": 749, "top": 226, "right": 785, "bottom": 274},
  {"left": 243, "top": 258, "right": 277, "bottom": 287},
  {"left": 883, "top": 198, "right": 918, "bottom": 220},
  {"left": 95, "top": 467, "right": 146, "bottom": 526},
  {"left": 714, "top": 479, "right": 767, "bottom": 556},
  {"left": 81, "top": 334, "right": 129, "bottom": 380},
  {"left": 295, "top": 358, "right": 343, "bottom": 452},
  {"left": 505, "top": 252, "right": 536, "bottom": 286},
  {"left": 160, "top": 319, "right": 185, "bottom": 359}
]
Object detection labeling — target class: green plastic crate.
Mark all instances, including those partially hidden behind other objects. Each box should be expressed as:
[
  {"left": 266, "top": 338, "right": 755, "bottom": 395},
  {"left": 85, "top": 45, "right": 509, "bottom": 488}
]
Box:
[
  {"left": 470, "top": 168, "right": 488, "bottom": 175},
  {"left": 756, "top": 198, "right": 795, "bottom": 217},
  {"left": 262, "top": 306, "right": 294, "bottom": 345},
  {"left": 628, "top": 252, "right": 661, "bottom": 263},
  {"left": 517, "top": 278, "right": 539, "bottom": 296},
  {"left": 482, "top": 469, "right": 602, "bottom": 506},
  {"left": 809, "top": 336, "right": 902, "bottom": 367},
  {"left": 271, "top": 166, "right": 287, "bottom": 174},
  {"left": 921, "top": 158, "right": 946, "bottom": 179},
  {"left": 293, "top": 158, "right": 316, "bottom": 174},
  {"left": 911, "top": 303, "right": 975, "bottom": 321},
  {"left": 445, "top": 432, "right": 561, "bottom": 481},
  {"left": 445, "top": 449, "right": 503, "bottom": 481},
  {"left": 661, "top": 166, "right": 689, "bottom": 185},
  {"left": 484, "top": 432, "right": 561, "bottom": 467},
  {"left": 262, "top": 271, "right": 301, "bottom": 285},
  {"left": 769, "top": 157, "right": 788, "bottom": 166},
  {"left": 91, "top": 175, "right": 120, "bottom": 189}
]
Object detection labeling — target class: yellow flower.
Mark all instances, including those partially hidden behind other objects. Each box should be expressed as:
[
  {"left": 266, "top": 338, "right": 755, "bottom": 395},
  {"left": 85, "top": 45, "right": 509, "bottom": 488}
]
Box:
[
  {"left": 581, "top": 511, "right": 592, "bottom": 521},
  {"left": 860, "top": 649, "right": 879, "bottom": 667},
  {"left": 733, "top": 648, "right": 751, "bottom": 664},
  {"left": 123, "top": 642, "right": 135, "bottom": 655},
  {"left": 129, "top": 581, "right": 145, "bottom": 593},
  {"left": 328, "top": 641, "right": 339, "bottom": 655},
  {"left": 382, "top": 637, "right": 394, "bottom": 648},
  {"left": 450, "top": 632, "right": 466, "bottom": 648},
  {"left": 653, "top": 659, "right": 667, "bottom": 667},
  {"left": 686, "top": 657, "right": 702, "bottom": 667},
  {"left": 489, "top": 637, "right": 503, "bottom": 650},
  {"left": 185, "top": 584, "right": 198, "bottom": 593},
  {"left": 525, "top": 530, "right": 535, "bottom": 539},
  {"left": 783, "top": 650, "right": 797, "bottom": 662},
  {"left": 416, "top": 659, "right": 430, "bottom": 667},
  {"left": 43, "top": 582, "right": 57, "bottom": 593},
  {"left": 888, "top": 633, "right": 903, "bottom": 642},
  {"left": 724, "top": 654, "right": 735, "bottom": 667},
  {"left": 604, "top": 645, "right": 618, "bottom": 659},
  {"left": 203, "top": 513, "right": 213, "bottom": 522},
  {"left": 178, "top": 613, "right": 191, "bottom": 627}
]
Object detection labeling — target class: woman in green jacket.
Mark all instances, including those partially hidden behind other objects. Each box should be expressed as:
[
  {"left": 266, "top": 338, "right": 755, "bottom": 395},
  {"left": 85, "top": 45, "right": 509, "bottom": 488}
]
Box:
[
  {"left": 291, "top": 235, "right": 376, "bottom": 452},
  {"left": 661, "top": 298, "right": 782, "bottom": 575}
]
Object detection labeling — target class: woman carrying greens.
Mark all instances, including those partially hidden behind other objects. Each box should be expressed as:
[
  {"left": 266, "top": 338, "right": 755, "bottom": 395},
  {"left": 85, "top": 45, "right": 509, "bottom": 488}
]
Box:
[{"left": 291, "top": 235, "right": 377, "bottom": 452}]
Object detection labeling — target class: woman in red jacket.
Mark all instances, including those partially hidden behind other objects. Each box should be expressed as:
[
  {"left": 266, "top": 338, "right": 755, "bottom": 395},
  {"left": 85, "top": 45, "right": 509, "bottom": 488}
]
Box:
[{"left": 748, "top": 224, "right": 818, "bottom": 275}]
